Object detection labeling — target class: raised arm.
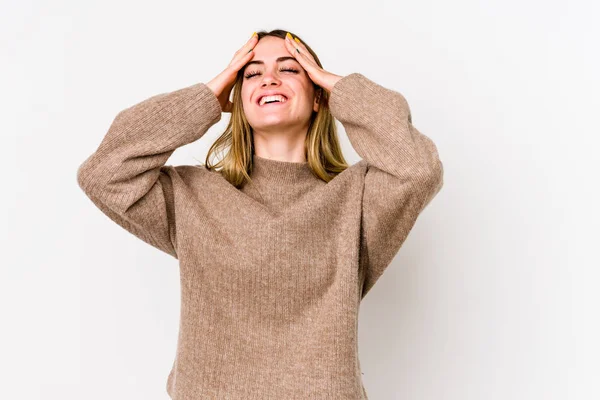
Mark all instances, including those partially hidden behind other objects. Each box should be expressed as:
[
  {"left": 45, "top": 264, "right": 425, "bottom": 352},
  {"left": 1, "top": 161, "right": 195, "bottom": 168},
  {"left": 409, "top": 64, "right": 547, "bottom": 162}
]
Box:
[
  {"left": 329, "top": 73, "right": 444, "bottom": 298},
  {"left": 76, "top": 82, "right": 222, "bottom": 259}
]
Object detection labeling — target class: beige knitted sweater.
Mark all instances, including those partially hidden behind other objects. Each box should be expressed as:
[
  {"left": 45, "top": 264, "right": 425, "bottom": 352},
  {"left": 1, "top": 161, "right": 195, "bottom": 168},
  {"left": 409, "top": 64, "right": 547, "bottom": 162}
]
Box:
[{"left": 76, "top": 72, "right": 444, "bottom": 399}]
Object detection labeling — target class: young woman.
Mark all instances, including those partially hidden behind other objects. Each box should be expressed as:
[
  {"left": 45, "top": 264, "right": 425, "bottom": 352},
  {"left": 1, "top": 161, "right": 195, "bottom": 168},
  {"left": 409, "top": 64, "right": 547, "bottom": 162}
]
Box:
[{"left": 77, "top": 29, "right": 444, "bottom": 399}]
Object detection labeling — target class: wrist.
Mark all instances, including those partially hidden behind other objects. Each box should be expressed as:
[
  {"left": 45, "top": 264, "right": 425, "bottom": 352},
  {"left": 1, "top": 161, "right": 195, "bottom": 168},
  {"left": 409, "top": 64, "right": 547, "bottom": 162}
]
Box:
[{"left": 323, "top": 74, "right": 343, "bottom": 93}]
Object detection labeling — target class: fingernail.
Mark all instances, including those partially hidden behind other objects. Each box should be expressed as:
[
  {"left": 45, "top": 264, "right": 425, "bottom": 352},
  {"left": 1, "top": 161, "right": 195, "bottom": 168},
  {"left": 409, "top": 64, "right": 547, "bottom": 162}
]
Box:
[
  {"left": 250, "top": 31, "right": 257, "bottom": 39},
  {"left": 294, "top": 37, "right": 300, "bottom": 43},
  {"left": 286, "top": 32, "right": 293, "bottom": 41}
]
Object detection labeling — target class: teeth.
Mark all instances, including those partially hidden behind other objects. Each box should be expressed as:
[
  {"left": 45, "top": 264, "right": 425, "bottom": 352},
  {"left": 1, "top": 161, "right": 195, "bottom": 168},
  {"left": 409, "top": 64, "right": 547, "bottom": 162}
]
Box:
[{"left": 259, "top": 94, "right": 287, "bottom": 106}]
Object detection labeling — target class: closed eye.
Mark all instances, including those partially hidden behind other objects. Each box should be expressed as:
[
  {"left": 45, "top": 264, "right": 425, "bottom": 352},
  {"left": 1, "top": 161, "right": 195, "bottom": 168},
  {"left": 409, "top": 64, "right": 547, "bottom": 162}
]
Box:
[{"left": 244, "top": 67, "right": 299, "bottom": 79}]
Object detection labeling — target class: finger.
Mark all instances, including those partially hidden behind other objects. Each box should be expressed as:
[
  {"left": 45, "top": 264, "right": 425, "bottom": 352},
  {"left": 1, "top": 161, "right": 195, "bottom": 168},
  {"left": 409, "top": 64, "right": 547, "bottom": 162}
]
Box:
[
  {"left": 285, "top": 33, "right": 300, "bottom": 53},
  {"left": 285, "top": 39, "right": 315, "bottom": 80},
  {"left": 231, "top": 49, "right": 254, "bottom": 71},
  {"left": 230, "top": 34, "right": 257, "bottom": 68},
  {"left": 289, "top": 34, "right": 310, "bottom": 57},
  {"left": 285, "top": 33, "right": 305, "bottom": 61},
  {"left": 293, "top": 37, "right": 307, "bottom": 54},
  {"left": 245, "top": 32, "right": 258, "bottom": 53},
  {"left": 285, "top": 40, "right": 318, "bottom": 84},
  {"left": 286, "top": 34, "right": 317, "bottom": 68},
  {"left": 233, "top": 33, "right": 257, "bottom": 58}
]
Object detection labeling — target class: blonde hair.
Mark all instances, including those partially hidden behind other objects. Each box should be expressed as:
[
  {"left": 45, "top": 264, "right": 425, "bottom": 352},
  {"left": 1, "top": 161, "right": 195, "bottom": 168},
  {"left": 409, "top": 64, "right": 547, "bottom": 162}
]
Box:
[{"left": 199, "top": 29, "right": 349, "bottom": 188}]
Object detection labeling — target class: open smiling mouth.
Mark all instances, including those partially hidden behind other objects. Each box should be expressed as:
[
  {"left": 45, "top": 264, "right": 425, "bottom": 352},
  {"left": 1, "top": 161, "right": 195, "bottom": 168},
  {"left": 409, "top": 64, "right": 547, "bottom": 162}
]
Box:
[{"left": 258, "top": 95, "right": 289, "bottom": 107}]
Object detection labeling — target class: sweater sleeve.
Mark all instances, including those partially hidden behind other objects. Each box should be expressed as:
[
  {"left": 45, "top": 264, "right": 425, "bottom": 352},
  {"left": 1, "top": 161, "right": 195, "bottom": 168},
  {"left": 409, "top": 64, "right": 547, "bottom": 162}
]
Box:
[
  {"left": 328, "top": 73, "right": 444, "bottom": 298},
  {"left": 76, "top": 82, "right": 222, "bottom": 259}
]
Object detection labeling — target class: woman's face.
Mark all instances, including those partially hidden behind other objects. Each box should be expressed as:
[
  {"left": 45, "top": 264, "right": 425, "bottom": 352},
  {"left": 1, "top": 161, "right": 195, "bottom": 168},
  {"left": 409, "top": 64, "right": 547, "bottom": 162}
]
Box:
[{"left": 241, "top": 36, "right": 319, "bottom": 134}]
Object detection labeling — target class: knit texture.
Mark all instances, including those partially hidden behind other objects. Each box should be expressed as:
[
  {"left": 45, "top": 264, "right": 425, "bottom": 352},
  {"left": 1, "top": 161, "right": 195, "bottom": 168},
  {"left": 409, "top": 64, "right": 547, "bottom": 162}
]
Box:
[{"left": 77, "top": 72, "right": 444, "bottom": 399}]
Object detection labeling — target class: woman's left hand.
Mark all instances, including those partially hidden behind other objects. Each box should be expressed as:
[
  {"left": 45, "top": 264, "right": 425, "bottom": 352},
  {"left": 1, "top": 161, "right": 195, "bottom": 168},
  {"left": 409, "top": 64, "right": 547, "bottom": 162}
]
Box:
[{"left": 284, "top": 32, "right": 343, "bottom": 93}]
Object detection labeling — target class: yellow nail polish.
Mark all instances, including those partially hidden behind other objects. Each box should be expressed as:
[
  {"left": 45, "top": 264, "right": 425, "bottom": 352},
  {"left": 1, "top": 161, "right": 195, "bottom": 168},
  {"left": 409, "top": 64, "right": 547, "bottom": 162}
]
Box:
[
  {"left": 294, "top": 37, "right": 300, "bottom": 43},
  {"left": 251, "top": 31, "right": 257, "bottom": 38},
  {"left": 286, "top": 32, "right": 293, "bottom": 40}
]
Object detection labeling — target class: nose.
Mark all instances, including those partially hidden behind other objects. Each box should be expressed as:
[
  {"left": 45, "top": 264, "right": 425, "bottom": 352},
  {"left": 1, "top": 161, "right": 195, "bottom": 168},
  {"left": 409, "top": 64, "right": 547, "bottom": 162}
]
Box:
[{"left": 260, "top": 70, "right": 282, "bottom": 87}]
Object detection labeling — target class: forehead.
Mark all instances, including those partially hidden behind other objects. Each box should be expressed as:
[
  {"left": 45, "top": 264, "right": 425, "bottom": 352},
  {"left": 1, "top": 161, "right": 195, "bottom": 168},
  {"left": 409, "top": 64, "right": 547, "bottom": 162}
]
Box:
[
  {"left": 253, "top": 36, "right": 286, "bottom": 56},
  {"left": 243, "top": 36, "right": 300, "bottom": 70}
]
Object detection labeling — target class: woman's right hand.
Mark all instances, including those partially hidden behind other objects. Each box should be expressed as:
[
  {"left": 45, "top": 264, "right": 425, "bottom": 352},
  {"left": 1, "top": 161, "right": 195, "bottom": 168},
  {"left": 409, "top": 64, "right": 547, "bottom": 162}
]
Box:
[{"left": 207, "top": 33, "right": 258, "bottom": 113}]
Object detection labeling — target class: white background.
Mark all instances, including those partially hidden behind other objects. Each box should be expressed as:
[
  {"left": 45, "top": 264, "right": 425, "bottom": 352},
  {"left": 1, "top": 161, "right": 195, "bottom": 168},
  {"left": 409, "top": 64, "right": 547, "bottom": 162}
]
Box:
[{"left": 2, "top": 0, "right": 599, "bottom": 399}]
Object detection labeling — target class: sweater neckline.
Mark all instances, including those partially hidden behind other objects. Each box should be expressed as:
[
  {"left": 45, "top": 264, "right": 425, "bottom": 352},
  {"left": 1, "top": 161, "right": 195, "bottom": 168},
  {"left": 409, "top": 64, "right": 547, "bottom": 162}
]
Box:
[{"left": 250, "top": 154, "right": 314, "bottom": 185}]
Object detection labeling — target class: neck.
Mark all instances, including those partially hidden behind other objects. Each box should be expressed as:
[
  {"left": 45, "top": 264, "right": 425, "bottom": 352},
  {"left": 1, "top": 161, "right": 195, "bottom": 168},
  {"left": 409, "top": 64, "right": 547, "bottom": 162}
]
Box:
[{"left": 252, "top": 126, "right": 310, "bottom": 163}]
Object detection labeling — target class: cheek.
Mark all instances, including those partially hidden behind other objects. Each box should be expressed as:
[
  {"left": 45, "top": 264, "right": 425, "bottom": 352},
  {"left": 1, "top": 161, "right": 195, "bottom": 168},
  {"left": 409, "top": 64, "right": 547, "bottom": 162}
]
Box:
[
  {"left": 241, "top": 82, "right": 253, "bottom": 101},
  {"left": 241, "top": 92, "right": 254, "bottom": 109}
]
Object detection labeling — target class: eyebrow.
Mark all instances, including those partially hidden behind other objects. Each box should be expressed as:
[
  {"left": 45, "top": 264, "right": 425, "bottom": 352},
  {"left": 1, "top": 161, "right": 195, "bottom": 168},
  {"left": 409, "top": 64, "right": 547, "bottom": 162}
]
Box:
[{"left": 244, "top": 56, "right": 300, "bottom": 69}]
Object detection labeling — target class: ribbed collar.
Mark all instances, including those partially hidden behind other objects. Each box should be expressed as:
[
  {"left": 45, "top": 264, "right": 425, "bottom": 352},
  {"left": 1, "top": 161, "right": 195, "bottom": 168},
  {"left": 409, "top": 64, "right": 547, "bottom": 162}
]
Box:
[{"left": 250, "top": 154, "right": 315, "bottom": 185}]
